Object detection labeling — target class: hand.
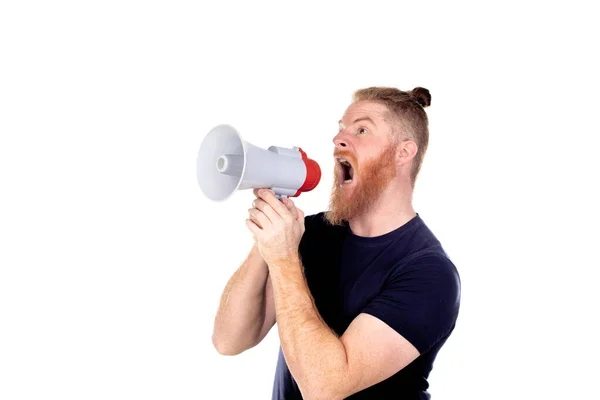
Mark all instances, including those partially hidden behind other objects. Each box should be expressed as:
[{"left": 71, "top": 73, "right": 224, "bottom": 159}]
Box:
[{"left": 246, "top": 189, "right": 305, "bottom": 267}]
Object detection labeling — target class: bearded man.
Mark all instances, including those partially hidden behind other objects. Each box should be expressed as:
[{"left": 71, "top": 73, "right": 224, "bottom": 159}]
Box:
[{"left": 211, "top": 86, "right": 461, "bottom": 400}]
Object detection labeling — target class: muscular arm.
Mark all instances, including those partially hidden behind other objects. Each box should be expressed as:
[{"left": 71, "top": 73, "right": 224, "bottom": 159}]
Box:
[
  {"left": 211, "top": 242, "right": 276, "bottom": 355},
  {"left": 268, "top": 256, "right": 420, "bottom": 400},
  {"left": 245, "top": 191, "right": 455, "bottom": 399}
]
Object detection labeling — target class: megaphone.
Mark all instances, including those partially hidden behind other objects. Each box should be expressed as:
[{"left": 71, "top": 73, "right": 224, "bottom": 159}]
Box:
[{"left": 196, "top": 124, "right": 321, "bottom": 201}]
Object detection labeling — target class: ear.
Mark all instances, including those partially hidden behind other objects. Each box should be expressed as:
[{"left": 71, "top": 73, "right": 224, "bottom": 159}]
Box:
[{"left": 395, "top": 139, "right": 418, "bottom": 166}]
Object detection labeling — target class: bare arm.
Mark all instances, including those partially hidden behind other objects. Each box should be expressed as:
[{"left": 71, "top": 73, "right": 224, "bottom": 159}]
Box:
[
  {"left": 268, "top": 257, "right": 419, "bottom": 399},
  {"left": 211, "top": 241, "right": 276, "bottom": 355},
  {"left": 246, "top": 190, "right": 422, "bottom": 400}
]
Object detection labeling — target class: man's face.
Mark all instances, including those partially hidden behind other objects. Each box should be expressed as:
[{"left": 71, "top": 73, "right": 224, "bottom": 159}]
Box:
[{"left": 325, "top": 101, "right": 399, "bottom": 226}]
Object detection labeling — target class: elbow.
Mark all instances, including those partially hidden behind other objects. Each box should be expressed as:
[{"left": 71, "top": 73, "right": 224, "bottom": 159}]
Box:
[
  {"left": 212, "top": 333, "right": 243, "bottom": 356},
  {"left": 213, "top": 344, "right": 241, "bottom": 356},
  {"left": 299, "top": 381, "right": 345, "bottom": 400},
  {"left": 302, "top": 389, "right": 343, "bottom": 400},
  {"left": 212, "top": 332, "right": 258, "bottom": 356},
  {"left": 302, "top": 392, "right": 330, "bottom": 400}
]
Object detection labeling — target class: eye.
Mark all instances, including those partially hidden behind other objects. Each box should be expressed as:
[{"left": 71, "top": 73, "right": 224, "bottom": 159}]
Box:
[{"left": 357, "top": 127, "right": 367, "bottom": 135}]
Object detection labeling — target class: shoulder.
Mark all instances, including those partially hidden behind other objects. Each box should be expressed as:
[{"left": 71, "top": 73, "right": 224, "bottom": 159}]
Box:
[
  {"left": 363, "top": 252, "right": 461, "bottom": 354},
  {"left": 398, "top": 215, "right": 461, "bottom": 286},
  {"left": 388, "top": 248, "right": 461, "bottom": 309},
  {"left": 404, "top": 252, "right": 460, "bottom": 283}
]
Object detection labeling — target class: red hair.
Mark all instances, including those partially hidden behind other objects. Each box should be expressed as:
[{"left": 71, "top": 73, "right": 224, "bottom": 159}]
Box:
[{"left": 353, "top": 86, "right": 431, "bottom": 187}]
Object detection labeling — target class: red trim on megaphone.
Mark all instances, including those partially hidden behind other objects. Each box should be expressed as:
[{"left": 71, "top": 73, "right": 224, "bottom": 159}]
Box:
[{"left": 293, "top": 148, "right": 321, "bottom": 197}]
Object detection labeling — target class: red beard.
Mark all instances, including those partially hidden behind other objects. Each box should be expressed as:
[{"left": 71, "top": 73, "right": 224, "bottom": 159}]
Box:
[{"left": 325, "top": 142, "right": 397, "bottom": 226}]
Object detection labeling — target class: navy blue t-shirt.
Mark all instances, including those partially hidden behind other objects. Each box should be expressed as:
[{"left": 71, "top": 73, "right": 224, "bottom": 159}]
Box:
[{"left": 271, "top": 212, "right": 461, "bottom": 399}]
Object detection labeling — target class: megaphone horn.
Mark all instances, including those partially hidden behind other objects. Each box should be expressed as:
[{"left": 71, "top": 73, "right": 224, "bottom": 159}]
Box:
[{"left": 196, "top": 124, "right": 321, "bottom": 201}]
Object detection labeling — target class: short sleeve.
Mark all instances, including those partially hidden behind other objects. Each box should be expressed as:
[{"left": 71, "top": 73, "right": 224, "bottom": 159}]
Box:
[{"left": 361, "top": 254, "right": 461, "bottom": 354}]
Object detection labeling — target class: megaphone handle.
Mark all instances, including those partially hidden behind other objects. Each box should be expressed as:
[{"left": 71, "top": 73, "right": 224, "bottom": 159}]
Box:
[{"left": 270, "top": 187, "right": 296, "bottom": 200}]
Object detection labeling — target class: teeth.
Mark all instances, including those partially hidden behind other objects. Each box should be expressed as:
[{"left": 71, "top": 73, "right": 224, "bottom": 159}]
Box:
[{"left": 344, "top": 179, "right": 352, "bottom": 183}]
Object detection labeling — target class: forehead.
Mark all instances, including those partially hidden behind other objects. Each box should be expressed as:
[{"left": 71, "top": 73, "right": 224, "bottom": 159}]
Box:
[{"left": 339, "top": 101, "right": 392, "bottom": 126}]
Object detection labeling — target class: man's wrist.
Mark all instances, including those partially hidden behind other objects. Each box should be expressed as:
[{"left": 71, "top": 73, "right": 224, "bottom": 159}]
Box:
[{"left": 267, "top": 252, "right": 301, "bottom": 270}]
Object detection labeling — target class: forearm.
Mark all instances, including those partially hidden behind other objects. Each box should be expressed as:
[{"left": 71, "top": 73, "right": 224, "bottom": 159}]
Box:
[
  {"left": 268, "top": 257, "right": 349, "bottom": 399},
  {"left": 212, "top": 244, "right": 269, "bottom": 354}
]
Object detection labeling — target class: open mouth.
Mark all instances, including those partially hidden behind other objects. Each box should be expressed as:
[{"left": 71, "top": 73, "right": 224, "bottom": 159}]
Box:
[{"left": 336, "top": 157, "right": 355, "bottom": 185}]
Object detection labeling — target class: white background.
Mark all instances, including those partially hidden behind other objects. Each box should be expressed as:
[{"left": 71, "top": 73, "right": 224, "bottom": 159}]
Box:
[{"left": 1, "top": 1, "right": 599, "bottom": 399}]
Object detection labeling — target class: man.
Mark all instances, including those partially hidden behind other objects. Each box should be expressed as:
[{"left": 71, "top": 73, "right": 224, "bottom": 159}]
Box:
[{"left": 211, "top": 86, "right": 461, "bottom": 399}]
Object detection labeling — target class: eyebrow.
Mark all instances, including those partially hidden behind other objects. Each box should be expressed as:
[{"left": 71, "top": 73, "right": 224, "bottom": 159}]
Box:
[{"left": 338, "top": 116, "right": 377, "bottom": 128}]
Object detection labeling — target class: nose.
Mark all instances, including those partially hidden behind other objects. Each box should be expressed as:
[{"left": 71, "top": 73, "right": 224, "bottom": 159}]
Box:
[{"left": 333, "top": 132, "right": 348, "bottom": 148}]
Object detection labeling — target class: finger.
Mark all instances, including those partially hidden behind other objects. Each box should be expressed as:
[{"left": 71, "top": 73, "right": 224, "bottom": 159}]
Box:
[
  {"left": 258, "top": 189, "right": 292, "bottom": 219},
  {"left": 248, "top": 208, "right": 270, "bottom": 229},
  {"left": 284, "top": 198, "right": 303, "bottom": 221},
  {"left": 253, "top": 187, "right": 271, "bottom": 198},
  {"left": 252, "top": 198, "right": 278, "bottom": 223},
  {"left": 246, "top": 218, "right": 261, "bottom": 236},
  {"left": 282, "top": 198, "right": 299, "bottom": 220}
]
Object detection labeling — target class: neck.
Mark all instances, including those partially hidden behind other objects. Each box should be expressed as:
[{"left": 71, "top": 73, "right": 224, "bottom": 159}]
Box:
[{"left": 348, "top": 180, "right": 417, "bottom": 238}]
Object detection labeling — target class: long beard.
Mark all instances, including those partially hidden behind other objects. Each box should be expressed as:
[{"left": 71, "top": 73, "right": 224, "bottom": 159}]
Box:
[{"left": 324, "top": 143, "right": 397, "bottom": 226}]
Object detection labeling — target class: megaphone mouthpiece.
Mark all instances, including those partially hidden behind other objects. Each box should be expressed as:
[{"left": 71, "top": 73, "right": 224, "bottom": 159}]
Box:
[{"left": 197, "top": 124, "right": 322, "bottom": 201}]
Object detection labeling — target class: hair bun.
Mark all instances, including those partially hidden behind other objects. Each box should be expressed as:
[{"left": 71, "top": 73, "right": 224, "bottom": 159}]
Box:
[{"left": 410, "top": 87, "right": 431, "bottom": 108}]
